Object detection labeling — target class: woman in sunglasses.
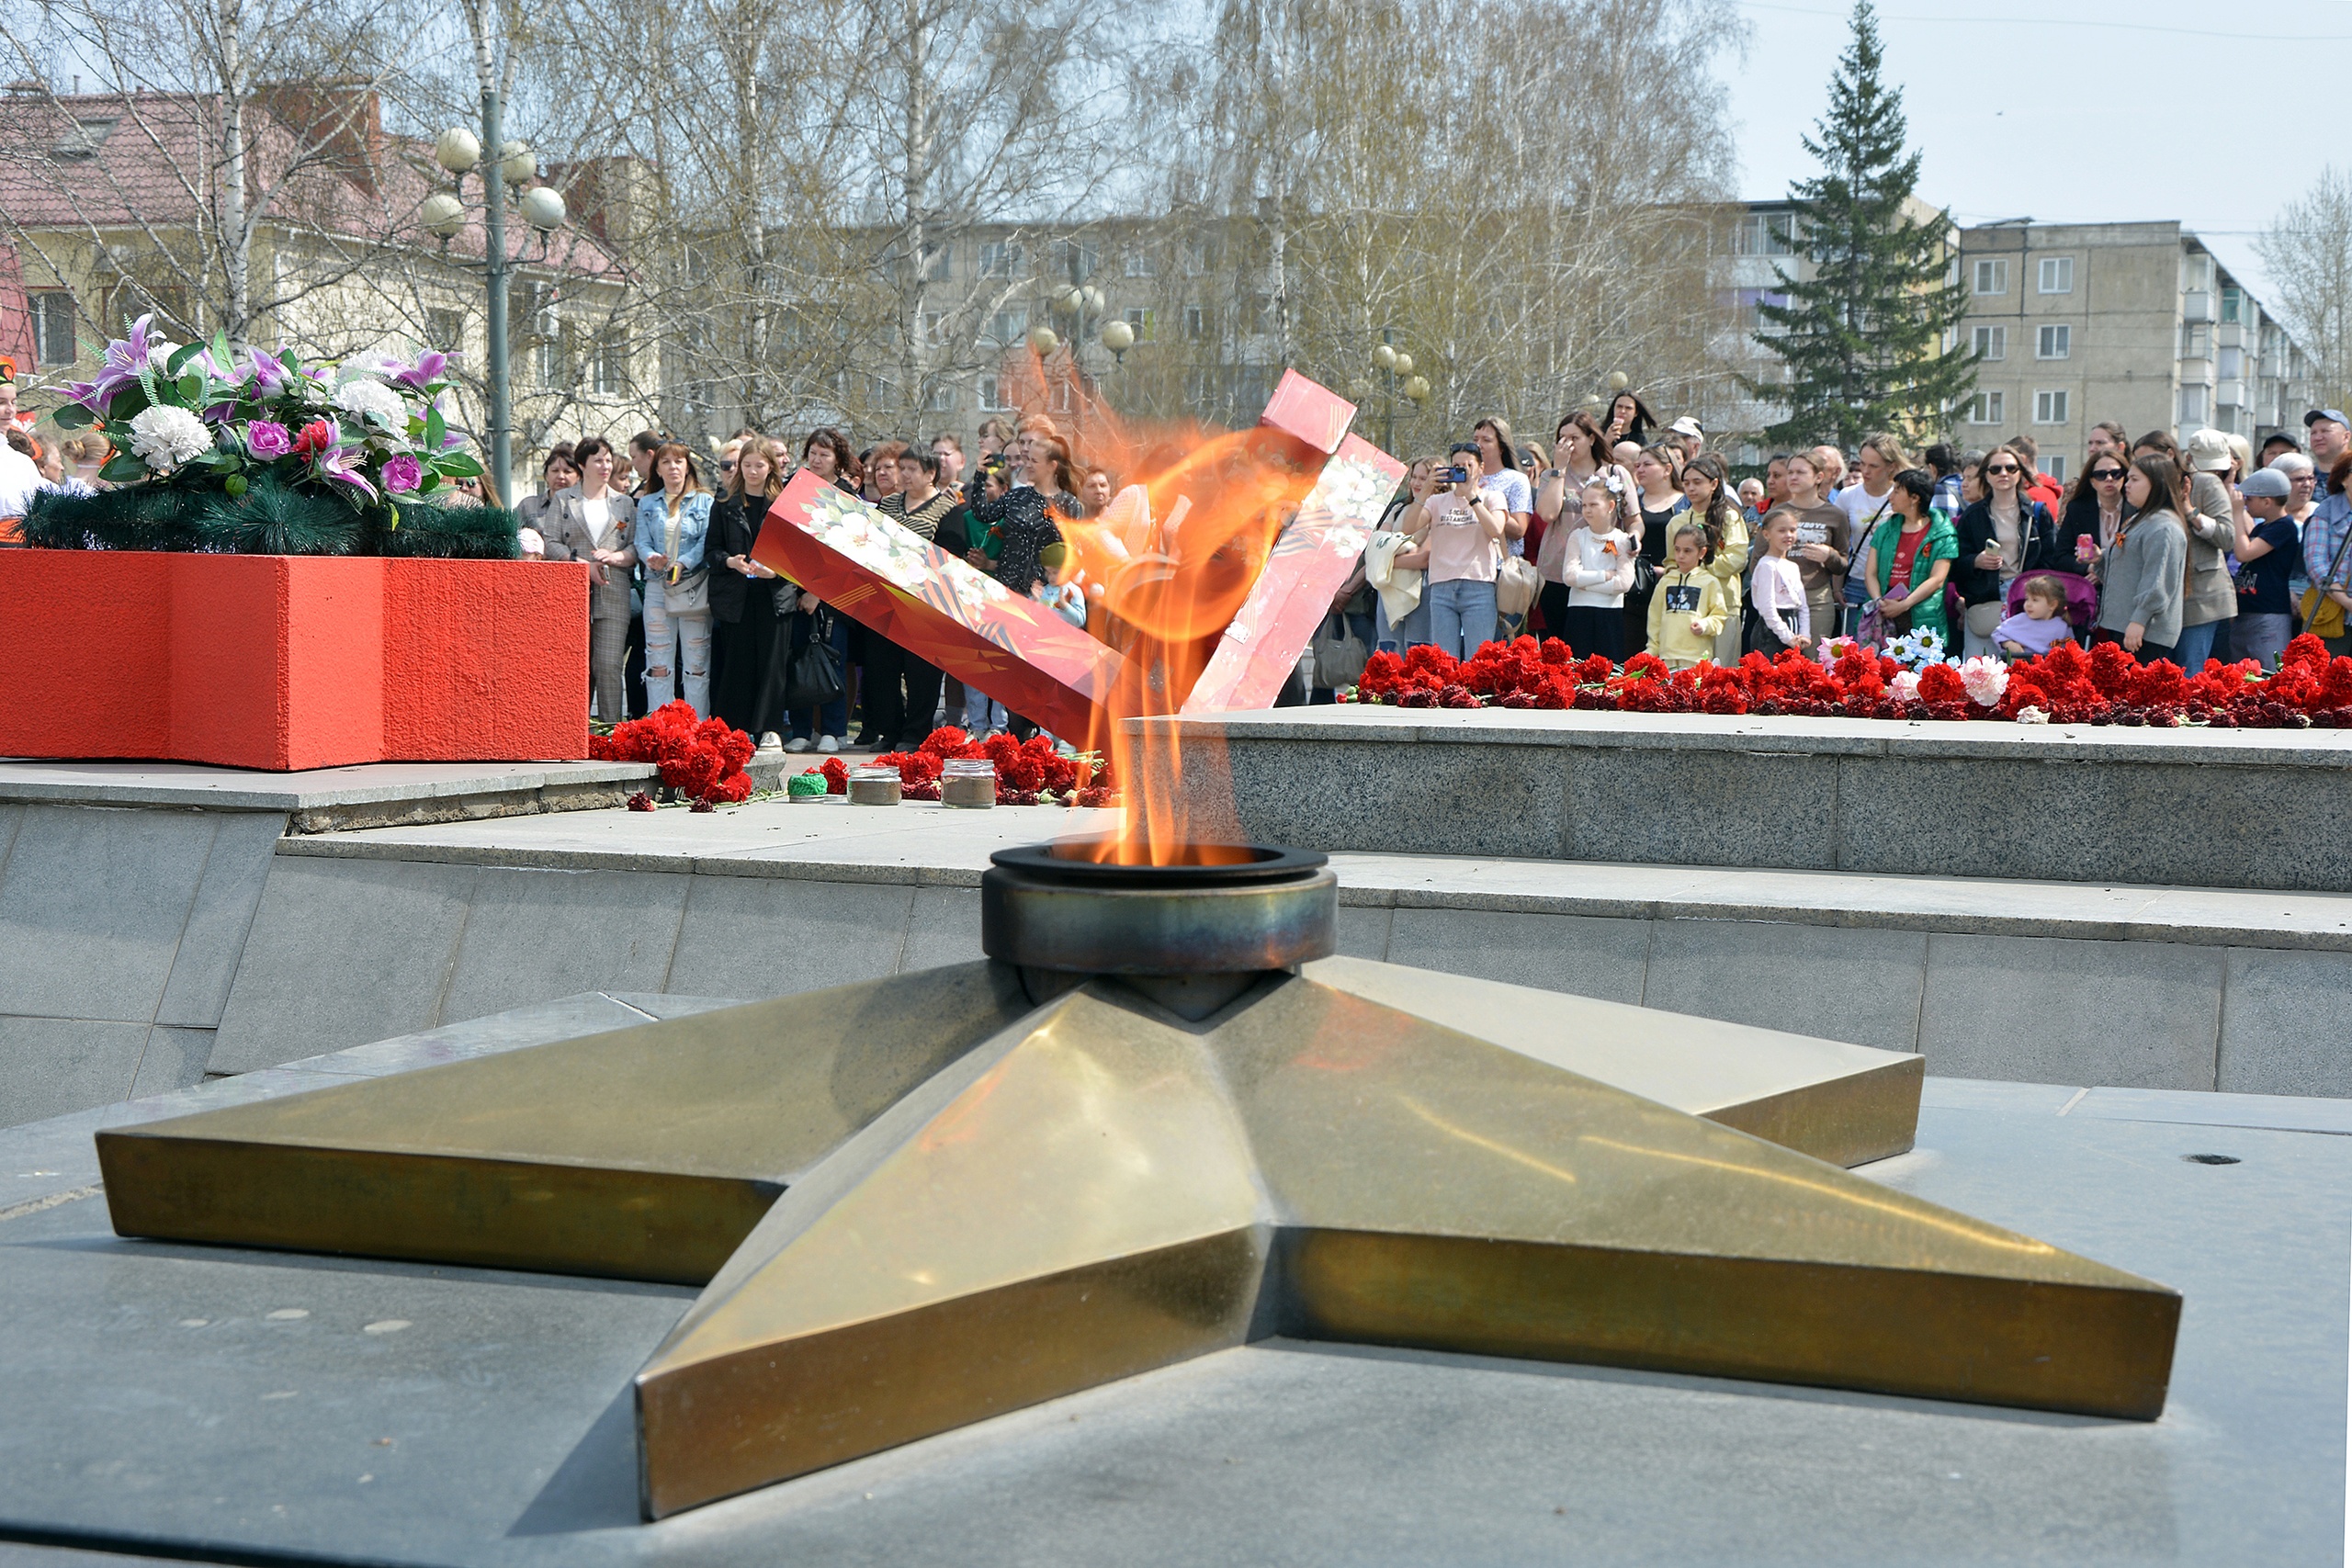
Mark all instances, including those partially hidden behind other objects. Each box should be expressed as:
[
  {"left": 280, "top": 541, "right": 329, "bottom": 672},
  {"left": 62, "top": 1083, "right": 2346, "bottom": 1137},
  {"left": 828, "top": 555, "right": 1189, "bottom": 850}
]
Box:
[{"left": 1952, "top": 445, "right": 2062, "bottom": 659}]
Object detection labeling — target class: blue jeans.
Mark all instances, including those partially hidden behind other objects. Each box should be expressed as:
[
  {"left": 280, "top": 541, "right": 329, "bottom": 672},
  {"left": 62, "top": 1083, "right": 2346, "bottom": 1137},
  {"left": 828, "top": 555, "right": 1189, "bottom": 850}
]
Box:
[
  {"left": 1426, "top": 578, "right": 1498, "bottom": 660},
  {"left": 1375, "top": 594, "right": 1430, "bottom": 651},
  {"left": 2174, "top": 619, "right": 2222, "bottom": 671}
]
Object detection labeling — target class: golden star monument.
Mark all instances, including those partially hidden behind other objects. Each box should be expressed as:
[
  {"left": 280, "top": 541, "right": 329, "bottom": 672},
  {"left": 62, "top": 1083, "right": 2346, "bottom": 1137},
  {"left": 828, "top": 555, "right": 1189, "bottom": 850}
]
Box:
[{"left": 96, "top": 841, "right": 2179, "bottom": 1520}]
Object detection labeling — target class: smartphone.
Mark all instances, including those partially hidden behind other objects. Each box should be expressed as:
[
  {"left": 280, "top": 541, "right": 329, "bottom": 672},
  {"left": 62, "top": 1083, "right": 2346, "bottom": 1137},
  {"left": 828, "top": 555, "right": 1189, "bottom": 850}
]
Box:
[{"left": 1442, "top": 466, "right": 1470, "bottom": 484}]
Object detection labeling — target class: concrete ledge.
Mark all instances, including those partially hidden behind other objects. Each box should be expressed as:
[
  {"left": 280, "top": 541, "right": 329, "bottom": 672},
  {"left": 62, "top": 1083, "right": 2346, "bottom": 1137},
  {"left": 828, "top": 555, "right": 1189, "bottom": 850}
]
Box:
[
  {"left": 1142, "top": 706, "right": 2352, "bottom": 892},
  {"left": 0, "top": 759, "right": 657, "bottom": 827}
]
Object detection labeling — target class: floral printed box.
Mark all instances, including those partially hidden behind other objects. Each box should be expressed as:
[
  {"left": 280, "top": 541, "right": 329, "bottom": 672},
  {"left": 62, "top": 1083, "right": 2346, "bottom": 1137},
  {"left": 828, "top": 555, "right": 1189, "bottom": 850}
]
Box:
[
  {"left": 1184, "top": 434, "right": 1407, "bottom": 713},
  {"left": 752, "top": 470, "right": 1124, "bottom": 742}
]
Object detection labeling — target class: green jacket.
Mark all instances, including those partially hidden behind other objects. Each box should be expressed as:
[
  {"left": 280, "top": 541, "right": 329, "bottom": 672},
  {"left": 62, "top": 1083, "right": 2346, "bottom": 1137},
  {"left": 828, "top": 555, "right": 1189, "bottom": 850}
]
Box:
[{"left": 1866, "top": 515, "right": 1960, "bottom": 634}]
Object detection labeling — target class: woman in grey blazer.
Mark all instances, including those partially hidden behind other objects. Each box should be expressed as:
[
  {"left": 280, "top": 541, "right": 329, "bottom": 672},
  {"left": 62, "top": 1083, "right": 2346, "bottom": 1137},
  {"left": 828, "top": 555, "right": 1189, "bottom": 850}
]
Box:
[
  {"left": 538, "top": 434, "right": 637, "bottom": 722},
  {"left": 514, "top": 445, "right": 576, "bottom": 557},
  {"left": 2096, "top": 455, "right": 2188, "bottom": 664}
]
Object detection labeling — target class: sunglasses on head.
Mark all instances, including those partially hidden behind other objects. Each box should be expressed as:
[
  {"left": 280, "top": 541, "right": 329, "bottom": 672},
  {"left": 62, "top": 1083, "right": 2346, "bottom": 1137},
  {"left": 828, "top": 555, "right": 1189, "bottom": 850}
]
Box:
[{"left": 2089, "top": 468, "right": 2126, "bottom": 480}]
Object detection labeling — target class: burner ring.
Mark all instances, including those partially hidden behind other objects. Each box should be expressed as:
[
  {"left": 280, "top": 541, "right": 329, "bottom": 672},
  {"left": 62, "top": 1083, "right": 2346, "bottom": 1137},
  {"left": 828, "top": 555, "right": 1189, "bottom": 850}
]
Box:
[{"left": 981, "top": 839, "right": 1336, "bottom": 976}]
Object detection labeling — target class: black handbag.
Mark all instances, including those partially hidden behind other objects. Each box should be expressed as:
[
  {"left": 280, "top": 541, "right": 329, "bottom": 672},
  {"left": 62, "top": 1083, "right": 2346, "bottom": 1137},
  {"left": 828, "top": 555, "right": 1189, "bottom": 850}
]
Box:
[{"left": 785, "top": 610, "right": 846, "bottom": 709}]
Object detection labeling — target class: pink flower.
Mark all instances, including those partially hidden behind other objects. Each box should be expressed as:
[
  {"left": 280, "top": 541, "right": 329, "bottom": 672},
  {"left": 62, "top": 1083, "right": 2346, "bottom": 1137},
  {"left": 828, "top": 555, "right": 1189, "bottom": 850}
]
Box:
[
  {"left": 380, "top": 453, "right": 423, "bottom": 493},
  {"left": 245, "top": 420, "right": 291, "bottom": 457}
]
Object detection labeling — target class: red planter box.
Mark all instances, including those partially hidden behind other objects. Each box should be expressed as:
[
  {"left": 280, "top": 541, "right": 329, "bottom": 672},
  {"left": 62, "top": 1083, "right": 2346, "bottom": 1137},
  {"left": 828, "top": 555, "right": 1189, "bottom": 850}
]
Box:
[{"left": 0, "top": 551, "right": 589, "bottom": 770}]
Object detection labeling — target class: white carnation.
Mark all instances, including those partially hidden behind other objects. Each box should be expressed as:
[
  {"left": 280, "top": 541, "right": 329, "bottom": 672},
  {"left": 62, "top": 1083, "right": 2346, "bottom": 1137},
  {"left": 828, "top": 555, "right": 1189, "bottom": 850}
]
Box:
[
  {"left": 1890, "top": 669, "right": 1922, "bottom": 704},
  {"left": 333, "top": 376, "right": 409, "bottom": 431},
  {"left": 128, "top": 404, "right": 212, "bottom": 471}
]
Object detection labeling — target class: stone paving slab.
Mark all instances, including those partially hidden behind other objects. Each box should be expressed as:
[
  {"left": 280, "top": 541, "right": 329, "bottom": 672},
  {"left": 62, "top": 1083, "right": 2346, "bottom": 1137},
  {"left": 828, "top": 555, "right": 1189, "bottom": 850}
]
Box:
[
  {"left": 0, "top": 995, "right": 2341, "bottom": 1566},
  {"left": 0, "top": 759, "right": 656, "bottom": 814}
]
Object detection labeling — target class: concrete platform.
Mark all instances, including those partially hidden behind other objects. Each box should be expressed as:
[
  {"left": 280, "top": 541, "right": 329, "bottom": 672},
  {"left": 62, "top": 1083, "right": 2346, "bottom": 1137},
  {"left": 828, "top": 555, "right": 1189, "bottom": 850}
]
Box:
[
  {"left": 197, "top": 799, "right": 2352, "bottom": 1101},
  {"left": 0, "top": 996, "right": 2343, "bottom": 1566},
  {"left": 0, "top": 758, "right": 659, "bottom": 833},
  {"left": 1137, "top": 705, "right": 2352, "bottom": 893}
]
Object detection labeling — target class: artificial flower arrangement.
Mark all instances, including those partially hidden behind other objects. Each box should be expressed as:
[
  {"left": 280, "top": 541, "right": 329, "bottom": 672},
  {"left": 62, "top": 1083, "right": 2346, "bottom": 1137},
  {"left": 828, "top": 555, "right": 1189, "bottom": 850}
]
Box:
[
  {"left": 591, "top": 702, "right": 756, "bottom": 808},
  {"left": 23, "top": 315, "right": 514, "bottom": 558},
  {"left": 1349, "top": 634, "right": 2352, "bottom": 729}
]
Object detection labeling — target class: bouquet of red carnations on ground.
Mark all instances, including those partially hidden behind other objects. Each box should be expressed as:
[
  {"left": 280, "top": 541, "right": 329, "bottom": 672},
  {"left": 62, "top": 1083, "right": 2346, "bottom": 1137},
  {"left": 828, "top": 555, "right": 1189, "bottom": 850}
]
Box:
[
  {"left": 1351, "top": 634, "right": 2352, "bottom": 729},
  {"left": 864, "top": 728, "right": 1114, "bottom": 806},
  {"left": 591, "top": 702, "right": 757, "bottom": 807}
]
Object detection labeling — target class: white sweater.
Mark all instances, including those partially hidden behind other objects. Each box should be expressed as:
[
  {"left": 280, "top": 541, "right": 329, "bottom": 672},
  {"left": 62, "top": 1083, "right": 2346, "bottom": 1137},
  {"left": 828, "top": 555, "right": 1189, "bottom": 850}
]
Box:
[
  {"left": 1752, "top": 554, "right": 1812, "bottom": 647},
  {"left": 1566, "top": 527, "right": 1637, "bottom": 607}
]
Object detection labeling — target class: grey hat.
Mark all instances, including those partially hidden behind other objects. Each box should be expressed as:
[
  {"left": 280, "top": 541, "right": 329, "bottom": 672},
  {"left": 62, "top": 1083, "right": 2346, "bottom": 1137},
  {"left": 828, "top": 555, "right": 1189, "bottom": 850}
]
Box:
[
  {"left": 2240, "top": 467, "right": 2292, "bottom": 499},
  {"left": 2306, "top": 408, "right": 2351, "bottom": 428},
  {"left": 2183, "top": 428, "right": 2233, "bottom": 473},
  {"left": 1668, "top": 416, "right": 1704, "bottom": 438}
]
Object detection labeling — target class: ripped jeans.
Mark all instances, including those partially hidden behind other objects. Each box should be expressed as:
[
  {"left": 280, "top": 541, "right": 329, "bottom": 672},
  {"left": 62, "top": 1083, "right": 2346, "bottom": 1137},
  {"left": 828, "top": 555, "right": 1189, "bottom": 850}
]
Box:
[{"left": 642, "top": 579, "right": 712, "bottom": 717}]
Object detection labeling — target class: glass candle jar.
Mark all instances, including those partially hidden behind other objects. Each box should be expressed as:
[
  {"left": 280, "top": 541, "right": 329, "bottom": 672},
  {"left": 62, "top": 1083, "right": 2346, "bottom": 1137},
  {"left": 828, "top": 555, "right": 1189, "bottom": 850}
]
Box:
[
  {"left": 848, "top": 765, "right": 902, "bottom": 807},
  {"left": 941, "top": 758, "right": 997, "bottom": 808}
]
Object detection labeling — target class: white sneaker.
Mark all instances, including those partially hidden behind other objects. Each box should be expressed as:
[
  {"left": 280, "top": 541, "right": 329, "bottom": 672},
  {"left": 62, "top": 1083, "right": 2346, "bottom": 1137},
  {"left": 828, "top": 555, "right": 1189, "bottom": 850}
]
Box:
[
  {"left": 817, "top": 735, "right": 841, "bottom": 754},
  {"left": 785, "top": 737, "right": 811, "bottom": 753}
]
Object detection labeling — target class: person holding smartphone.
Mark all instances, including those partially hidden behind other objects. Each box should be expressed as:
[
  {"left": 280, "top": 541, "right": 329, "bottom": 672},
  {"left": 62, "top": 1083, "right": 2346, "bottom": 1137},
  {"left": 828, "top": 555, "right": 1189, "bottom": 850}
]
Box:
[{"left": 1398, "top": 441, "right": 1507, "bottom": 659}]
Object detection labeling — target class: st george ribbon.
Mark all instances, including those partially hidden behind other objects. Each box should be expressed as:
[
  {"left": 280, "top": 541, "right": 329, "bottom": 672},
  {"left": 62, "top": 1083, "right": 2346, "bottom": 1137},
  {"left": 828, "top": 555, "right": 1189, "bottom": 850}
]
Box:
[{"left": 748, "top": 371, "right": 1404, "bottom": 737}]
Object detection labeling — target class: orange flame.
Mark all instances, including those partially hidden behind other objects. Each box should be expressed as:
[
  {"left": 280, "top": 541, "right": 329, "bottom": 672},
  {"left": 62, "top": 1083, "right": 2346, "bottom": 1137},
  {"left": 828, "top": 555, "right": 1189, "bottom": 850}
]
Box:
[{"left": 996, "top": 346, "right": 1322, "bottom": 864}]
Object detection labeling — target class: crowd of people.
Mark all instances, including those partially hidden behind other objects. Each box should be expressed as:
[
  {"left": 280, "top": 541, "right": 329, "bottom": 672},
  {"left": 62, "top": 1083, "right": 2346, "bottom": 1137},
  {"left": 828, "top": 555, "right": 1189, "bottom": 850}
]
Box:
[
  {"left": 513, "top": 415, "right": 1096, "bottom": 753},
  {"left": 509, "top": 388, "right": 2352, "bottom": 753},
  {"left": 1355, "top": 390, "right": 2352, "bottom": 682}
]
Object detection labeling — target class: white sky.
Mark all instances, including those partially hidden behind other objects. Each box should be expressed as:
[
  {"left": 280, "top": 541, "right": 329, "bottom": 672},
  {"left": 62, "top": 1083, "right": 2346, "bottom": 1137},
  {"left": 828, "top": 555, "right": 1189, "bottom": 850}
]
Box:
[{"left": 1724, "top": 0, "right": 2346, "bottom": 303}]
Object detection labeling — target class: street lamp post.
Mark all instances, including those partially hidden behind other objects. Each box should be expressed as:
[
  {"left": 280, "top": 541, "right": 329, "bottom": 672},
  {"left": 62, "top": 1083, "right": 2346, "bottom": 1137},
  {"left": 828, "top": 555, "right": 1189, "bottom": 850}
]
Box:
[
  {"left": 1371, "top": 332, "right": 1417, "bottom": 453},
  {"left": 430, "top": 117, "right": 564, "bottom": 504}
]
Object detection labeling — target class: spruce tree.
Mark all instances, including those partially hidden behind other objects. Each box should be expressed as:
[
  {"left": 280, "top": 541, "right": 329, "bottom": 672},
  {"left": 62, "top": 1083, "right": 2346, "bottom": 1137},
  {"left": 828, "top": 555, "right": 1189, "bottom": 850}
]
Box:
[{"left": 1749, "top": 0, "right": 1974, "bottom": 451}]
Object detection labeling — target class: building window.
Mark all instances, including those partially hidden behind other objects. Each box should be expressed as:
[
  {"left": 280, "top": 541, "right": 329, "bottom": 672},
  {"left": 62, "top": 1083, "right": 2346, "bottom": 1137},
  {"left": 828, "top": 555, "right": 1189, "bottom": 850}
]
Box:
[
  {"left": 984, "top": 308, "right": 1026, "bottom": 345},
  {"left": 2180, "top": 322, "right": 2211, "bottom": 360},
  {"left": 2219, "top": 345, "right": 2243, "bottom": 379},
  {"left": 927, "top": 379, "right": 957, "bottom": 413},
  {"left": 1182, "top": 304, "right": 1205, "bottom": 339},
  {"left": 1123, "top": 251, "right": 1156, "bottom": 278},
  {"left": 2033, "top": 389, "right": 2069, "bottom": 424},
  {"left": 978, "top": 373, "right": 1012, "bottom": 413},
  {"left": 2038, "top": 256, "right": 2074, "bottom": 294},
  {"left": 30, "top": 291, "right": 75, "bottom": 367},
  {"left": 590, "top": 338, "right": 626, "bottom": 396},
  {"left": 2178, "top": 385, "right": 2208, "bottom": 423},
  {"left": 1124, "top": 307, "right": 1154, "bottom": 343},
  {"left": 2048, "top": 455, "right": 2069, "bottom": 485},
  {"left": 1966, "top": 390, "right": 2005, "bottom": 424},
  {"left": 978, "top": 242, "right": 1019, "bottom": 278},
  {"left": 1971, "top": 324, "right": 2006, "bottom": 362},
  {"left": 1973, "top": 258, "right": 2007, "bottom": 296},
  {"left": 2221, "top": 285, "right": 2243, "bottom": 324},
  {"left": 2036, "top": 324, "right": 2070, "bottom": 360},
  {"left": 1735, "top": 210, "right": 1796, "bottom": 256}
]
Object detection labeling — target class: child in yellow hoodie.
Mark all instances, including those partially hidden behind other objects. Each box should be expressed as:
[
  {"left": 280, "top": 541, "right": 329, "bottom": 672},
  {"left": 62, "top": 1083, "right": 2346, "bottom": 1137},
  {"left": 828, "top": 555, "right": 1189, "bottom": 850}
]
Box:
[{"left": 1647, "top": 522, "right": 1729, "bottom": 670}]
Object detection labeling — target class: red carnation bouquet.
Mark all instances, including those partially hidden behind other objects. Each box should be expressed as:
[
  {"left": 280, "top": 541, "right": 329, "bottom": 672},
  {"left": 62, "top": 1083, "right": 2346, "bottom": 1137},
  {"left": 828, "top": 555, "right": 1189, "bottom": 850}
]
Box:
[
  {"left": 590, "top": 702, "right": 757, "bottom": 807},
  {"left": 1350, "top": 634, "right": 2348, "bottom": 729}
]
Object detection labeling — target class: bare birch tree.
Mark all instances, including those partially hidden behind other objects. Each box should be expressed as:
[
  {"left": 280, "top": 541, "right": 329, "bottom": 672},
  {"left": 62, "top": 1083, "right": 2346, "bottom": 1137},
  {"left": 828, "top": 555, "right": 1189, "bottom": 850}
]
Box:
[{"left": 2257, "top": 165, "right": 2352, "bottom": 418}]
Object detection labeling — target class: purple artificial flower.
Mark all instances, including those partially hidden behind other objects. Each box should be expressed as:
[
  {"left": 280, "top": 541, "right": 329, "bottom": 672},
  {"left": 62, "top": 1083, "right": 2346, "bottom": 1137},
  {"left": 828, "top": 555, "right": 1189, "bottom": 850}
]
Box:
[
  {"left": 380, "top": 453, "right": 423, "bottom": 493},
  {"left": 245, "top": 420, "right": 292, "bottom": 457},
  {"left": 314, "top": 444, "right": 379, "bottom": 502},
  {"left": 243, "top": 347, "right": 291, "bottom": 396},
  {"left": 386, "top": 350, "right": 448, "bottom": 391},
  {"left": 79, "top": 312, "right": 164, "bottom": 411}
]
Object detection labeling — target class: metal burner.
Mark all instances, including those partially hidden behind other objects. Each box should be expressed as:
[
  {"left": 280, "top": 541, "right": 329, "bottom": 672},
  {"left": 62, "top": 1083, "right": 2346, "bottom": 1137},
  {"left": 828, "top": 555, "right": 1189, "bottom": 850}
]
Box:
[{"left": 981, "top": 840, "right": 1335, "bottom": 1016}]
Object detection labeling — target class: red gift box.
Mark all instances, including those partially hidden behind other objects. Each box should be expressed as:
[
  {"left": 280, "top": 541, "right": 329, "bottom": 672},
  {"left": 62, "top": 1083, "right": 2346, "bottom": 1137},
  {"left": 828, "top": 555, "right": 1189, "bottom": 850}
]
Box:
[
  {"left": 0, "top": 551, "right": 588, "bottom": 769},
  {"left": 752, "top": 470, "right": 1122, "bottom": 742}
]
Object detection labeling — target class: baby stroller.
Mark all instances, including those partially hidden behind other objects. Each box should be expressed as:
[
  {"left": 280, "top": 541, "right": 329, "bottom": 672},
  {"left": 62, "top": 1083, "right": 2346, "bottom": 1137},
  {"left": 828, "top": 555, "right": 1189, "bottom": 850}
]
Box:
[{"left": 1999, "top": 570, "right": 2098, "bottom": 654}]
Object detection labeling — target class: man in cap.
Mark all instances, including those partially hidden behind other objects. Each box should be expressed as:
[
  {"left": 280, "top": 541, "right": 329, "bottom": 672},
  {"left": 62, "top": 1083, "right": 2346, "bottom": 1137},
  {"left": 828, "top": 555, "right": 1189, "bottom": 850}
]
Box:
[
  {"left": 1668, "top": 415, "right": 1704, "bottom": 457},
  {"left": 2235, "top": 466, "right": 2301, "bottom": 670},
  {"left": 2304, "top": 408, "right": 2349, "bottom": 479}
]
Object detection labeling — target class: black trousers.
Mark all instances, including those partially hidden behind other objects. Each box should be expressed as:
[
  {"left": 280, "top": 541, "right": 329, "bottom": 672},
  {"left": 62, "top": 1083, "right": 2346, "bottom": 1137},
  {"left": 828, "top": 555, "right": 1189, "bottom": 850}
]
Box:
[
  {"left": 710, "top": 589, "right": 793, "bottom": 738},
  {"left": 861, "top": 634, "right": 942, "bottom": 750}
]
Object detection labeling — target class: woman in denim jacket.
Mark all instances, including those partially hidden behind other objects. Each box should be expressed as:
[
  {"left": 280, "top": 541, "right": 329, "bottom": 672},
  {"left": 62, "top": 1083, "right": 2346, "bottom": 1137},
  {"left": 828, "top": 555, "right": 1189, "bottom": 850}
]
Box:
[{"left": 635, "top": 442, "right": 716, "bottom": 716}]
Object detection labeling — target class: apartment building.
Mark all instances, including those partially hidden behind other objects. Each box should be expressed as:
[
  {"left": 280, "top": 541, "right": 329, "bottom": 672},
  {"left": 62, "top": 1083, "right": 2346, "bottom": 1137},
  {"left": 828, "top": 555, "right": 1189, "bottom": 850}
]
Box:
[{"left": 1953, "top": 220, "right": 2310, "bottom": 481}]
